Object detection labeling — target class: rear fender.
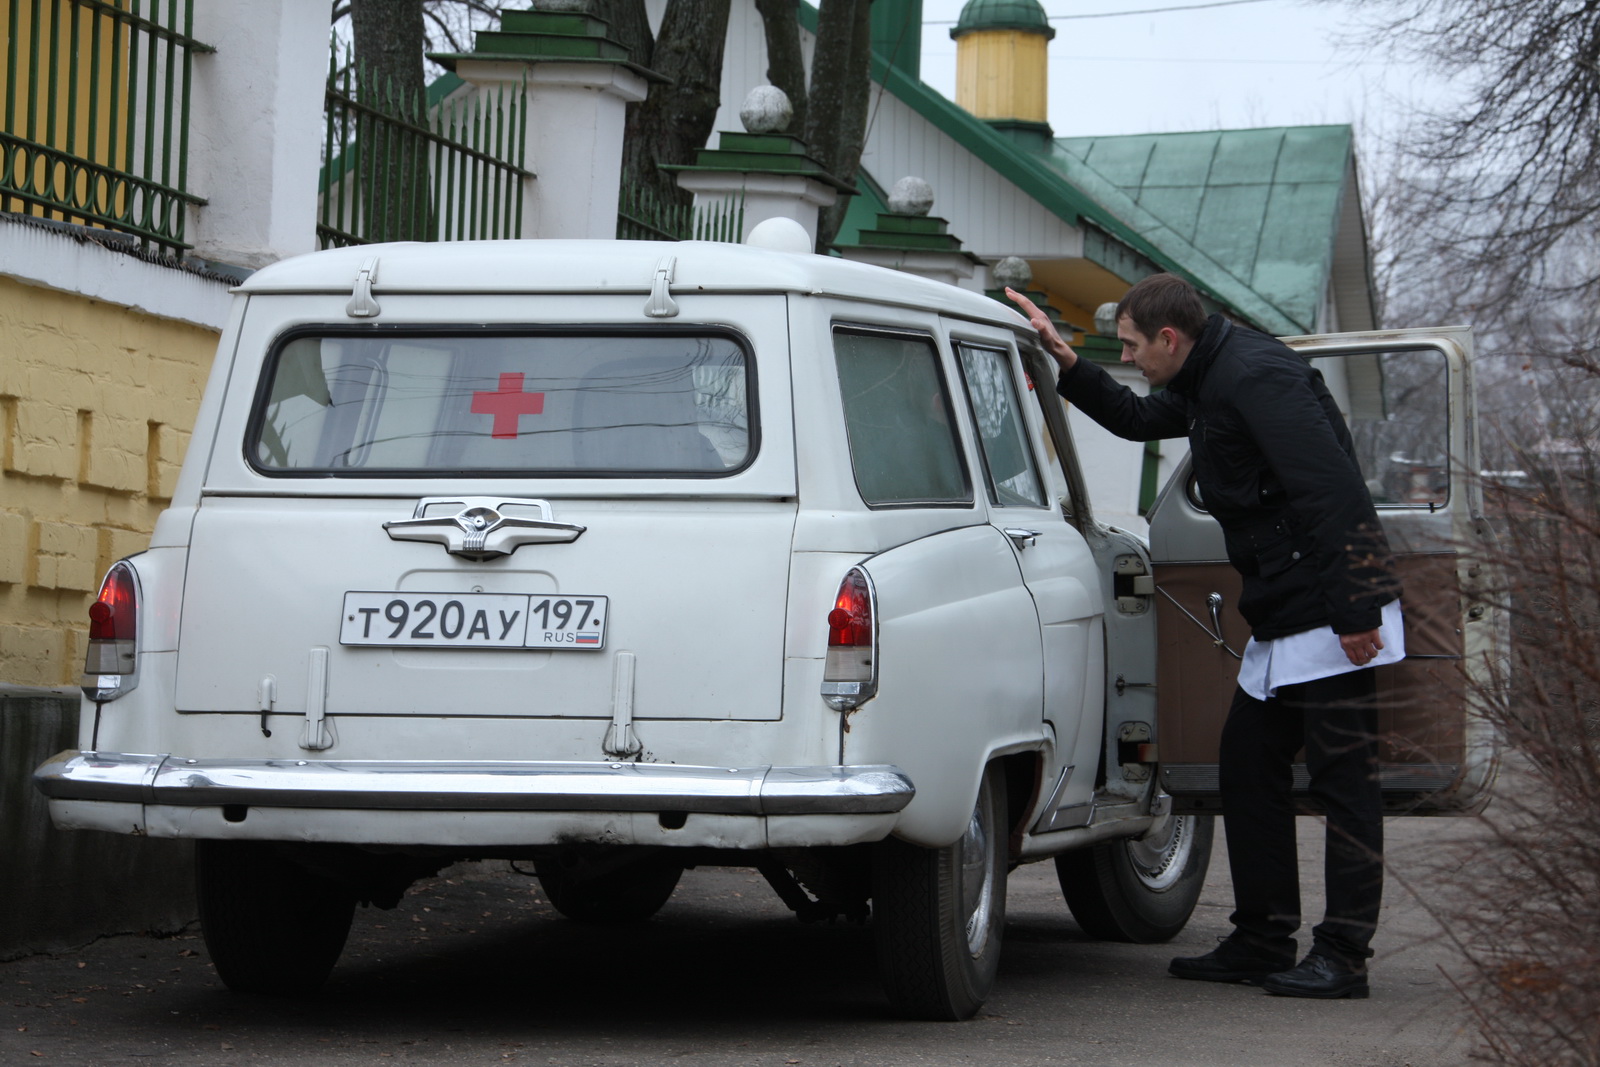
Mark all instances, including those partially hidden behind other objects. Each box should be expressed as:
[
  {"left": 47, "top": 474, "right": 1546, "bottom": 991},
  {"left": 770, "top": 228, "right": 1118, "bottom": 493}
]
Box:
[{"left": 841, "top": 525, "right": 1046, "bottom": 846}]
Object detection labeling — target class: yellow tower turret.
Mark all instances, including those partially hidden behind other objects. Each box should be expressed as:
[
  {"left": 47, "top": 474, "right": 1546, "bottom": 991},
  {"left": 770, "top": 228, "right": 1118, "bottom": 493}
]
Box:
[{"left": 951, "top": 0, "right": 1054, "bottom": 133}]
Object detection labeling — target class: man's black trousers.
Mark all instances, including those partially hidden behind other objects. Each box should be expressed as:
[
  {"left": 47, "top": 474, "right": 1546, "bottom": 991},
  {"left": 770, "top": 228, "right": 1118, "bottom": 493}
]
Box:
[{"left": 1219, "top": 668, "right": 1383, "bottom": 964}]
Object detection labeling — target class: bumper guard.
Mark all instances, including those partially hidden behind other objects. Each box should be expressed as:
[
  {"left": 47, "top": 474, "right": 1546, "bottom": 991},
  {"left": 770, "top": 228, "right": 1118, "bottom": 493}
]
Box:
[{"left": 33, "top": 751, "right": 916, "bottom": 817}]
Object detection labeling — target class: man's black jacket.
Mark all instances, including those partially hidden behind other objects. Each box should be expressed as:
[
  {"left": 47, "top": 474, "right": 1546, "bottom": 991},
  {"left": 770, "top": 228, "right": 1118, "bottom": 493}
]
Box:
[{"left": 1057, "top": 314, "right": 1400, "bottom": 640}]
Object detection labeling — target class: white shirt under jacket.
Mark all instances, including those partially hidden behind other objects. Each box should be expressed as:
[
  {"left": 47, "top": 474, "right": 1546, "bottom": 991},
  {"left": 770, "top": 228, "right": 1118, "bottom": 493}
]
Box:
[{"left": 1237, "top": 599, "right": 1406, "bottom": 700}]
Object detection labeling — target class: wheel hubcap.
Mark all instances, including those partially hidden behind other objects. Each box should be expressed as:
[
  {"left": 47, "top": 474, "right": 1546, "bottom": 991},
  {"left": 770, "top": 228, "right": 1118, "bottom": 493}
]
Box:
[
  {"left": 959, "top": 798, "right": 996, "bottom": 956},
  {"left": 1125, "top": 814, "right": 1194, "bottom": 891}
]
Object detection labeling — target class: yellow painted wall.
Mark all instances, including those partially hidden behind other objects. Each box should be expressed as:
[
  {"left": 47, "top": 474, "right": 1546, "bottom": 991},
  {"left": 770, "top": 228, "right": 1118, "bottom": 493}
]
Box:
[
  {"left": 0, "top": 0, "right": 133, "bottom": 223},
  {"left": 0, "top": 275, "right": 218, "bottom": 686},
  {"left": 955, "top": 30, "right": 1049, "bottom": 123}
]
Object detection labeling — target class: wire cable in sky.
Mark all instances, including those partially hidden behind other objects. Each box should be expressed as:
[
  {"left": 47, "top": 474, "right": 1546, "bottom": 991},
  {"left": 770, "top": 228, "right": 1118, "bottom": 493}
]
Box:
[{"left": 924, "top": 0, "right": 1280, "bottom": 24}]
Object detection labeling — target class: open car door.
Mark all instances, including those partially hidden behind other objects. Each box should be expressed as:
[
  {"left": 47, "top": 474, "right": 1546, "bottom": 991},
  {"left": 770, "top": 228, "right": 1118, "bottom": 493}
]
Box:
[{"left": 1147, "top": 326, "right": 1503, "bottom": 814}]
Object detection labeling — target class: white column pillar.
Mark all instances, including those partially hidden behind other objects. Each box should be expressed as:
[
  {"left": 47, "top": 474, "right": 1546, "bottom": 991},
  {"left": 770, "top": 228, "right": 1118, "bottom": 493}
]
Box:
[
  {"left": 186, "top": 0, "right": 331, "bottom": 269},
  {"left": 454, "top": 60, "right": 649, "bottom": 240},
  {"left": 674, "top": 171, "right": 838, "bottom": 246}
]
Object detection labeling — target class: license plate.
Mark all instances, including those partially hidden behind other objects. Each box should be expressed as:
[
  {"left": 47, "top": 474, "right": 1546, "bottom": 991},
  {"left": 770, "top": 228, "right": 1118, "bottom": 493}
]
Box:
[{"left": 340, "top": 592, "right": 608, "bottom": 650}]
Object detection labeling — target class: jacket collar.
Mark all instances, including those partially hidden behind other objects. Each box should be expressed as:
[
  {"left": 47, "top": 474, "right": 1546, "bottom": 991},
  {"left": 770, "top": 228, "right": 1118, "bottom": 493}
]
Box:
[{"left": 1167, "top": 314, "right": 1231, "bottom": 398}]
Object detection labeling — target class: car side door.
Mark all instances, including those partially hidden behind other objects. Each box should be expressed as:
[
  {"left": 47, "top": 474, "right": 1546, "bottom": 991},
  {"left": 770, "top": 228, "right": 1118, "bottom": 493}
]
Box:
[
  {"left": 1147, "top": 326, "right": 1502, "bottom": 814},
  {"left": 950, "top": 334, "right": 1106, "bottom": 820}
]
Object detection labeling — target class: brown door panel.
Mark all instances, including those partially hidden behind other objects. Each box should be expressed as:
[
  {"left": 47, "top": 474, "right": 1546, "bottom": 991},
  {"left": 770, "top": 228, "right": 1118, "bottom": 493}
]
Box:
[{"left": 1155, "top": 553, "right": 1466, "bottom": 811}]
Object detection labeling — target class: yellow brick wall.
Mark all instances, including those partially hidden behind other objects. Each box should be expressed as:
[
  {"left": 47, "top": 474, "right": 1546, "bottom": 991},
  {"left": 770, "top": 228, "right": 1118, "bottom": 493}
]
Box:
[{"left": 0, "top": 276, "right": 220, "bottom": 686}]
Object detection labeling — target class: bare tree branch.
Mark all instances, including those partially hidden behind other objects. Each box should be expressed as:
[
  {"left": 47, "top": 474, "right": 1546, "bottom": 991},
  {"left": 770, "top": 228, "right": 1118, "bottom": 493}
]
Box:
[{"left": 1337, "top": 1, "right": 1600, "bottom": 324}]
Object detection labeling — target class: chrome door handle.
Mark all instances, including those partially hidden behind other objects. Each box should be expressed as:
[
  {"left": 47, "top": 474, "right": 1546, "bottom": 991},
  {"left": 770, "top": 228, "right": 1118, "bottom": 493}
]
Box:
[
  {"left": 384, "top": 497, "right": 585, "bottom": 561},
  {"left": 1154, "top": 587, "right": 1242, "bottom": 659},
  {"left": 1003, "top": 528, "right": 1041, "bottom": 550}
]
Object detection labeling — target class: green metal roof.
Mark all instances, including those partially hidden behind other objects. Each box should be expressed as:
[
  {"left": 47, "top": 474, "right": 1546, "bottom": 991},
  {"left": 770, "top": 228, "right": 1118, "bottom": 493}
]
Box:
[
  {"left": 950, "top": 0, "right": 1055, "bottom": 40},
  {"left": 1052, "top": 127, "right": 1354, "bottom": 333},
  {"left": 791, "top": 1, "right": 1322, "bottom": 333}
]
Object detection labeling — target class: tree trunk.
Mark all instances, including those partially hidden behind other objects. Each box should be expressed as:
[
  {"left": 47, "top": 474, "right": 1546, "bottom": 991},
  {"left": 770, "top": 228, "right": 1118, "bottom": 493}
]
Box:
[
  {"left": 621, "top": 0, "right": 733, "bottom": 212},
  {"left": 350, "top": 0, "right": 430, "bottom": 242},
  {"left": 753, "top": 0, "right": 807, "bottom": 135},
  {"left": 592, "top": 0, "right": 653, "bottom": 69},
  {"left": 805, "top": 0, "right": 871, "bottom": 251}
]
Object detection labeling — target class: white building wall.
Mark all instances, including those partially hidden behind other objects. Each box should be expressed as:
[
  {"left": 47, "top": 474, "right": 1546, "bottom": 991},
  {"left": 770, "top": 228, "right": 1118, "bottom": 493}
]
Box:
[
  {"left": 856, "top": 91, "right": 1083, "bottom": 270},
  {"left": 1066, "top": 363, "right": 1174, "bottom": 539}
]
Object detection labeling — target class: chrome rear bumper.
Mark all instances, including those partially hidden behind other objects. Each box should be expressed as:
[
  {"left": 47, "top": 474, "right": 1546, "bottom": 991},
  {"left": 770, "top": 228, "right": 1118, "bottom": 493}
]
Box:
[{"left": 33, "top": 751, "right": 916, "bottom": 816}]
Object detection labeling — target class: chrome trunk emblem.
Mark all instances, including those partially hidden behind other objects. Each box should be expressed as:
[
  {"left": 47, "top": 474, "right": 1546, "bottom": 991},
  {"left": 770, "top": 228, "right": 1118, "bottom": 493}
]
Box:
[{"left": 383, "top": 497, "right": 585, "bottom": 561}]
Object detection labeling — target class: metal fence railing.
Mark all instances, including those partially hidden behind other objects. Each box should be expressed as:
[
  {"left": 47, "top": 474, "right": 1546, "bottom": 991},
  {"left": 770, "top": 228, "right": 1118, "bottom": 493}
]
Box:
[
  {"left": 0, "top": 0, "right": 211, "bottom": 255},
  {"left": 318, "top": 55, "right": 530, "bottom": 249},
  {"left": 618, "top": 182, "right": 744, "bottom": 243}
]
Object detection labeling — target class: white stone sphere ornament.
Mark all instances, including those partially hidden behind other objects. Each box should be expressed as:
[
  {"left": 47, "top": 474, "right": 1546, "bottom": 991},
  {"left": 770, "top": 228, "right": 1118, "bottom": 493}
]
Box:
[
  {"left": 746, "top": 216, "right": 813, "bottom": 254},
  {"left": 992, "top": 255, "right": 1032, "bottom": 291},
  {"left": 740, "top": 86, "right": 793, "bottom": 134},
  {"left": 1094, "top": 301, "right": 1120, "bottom": 336},
  {"left": 887, "top": 176, "right": 935, "bottom": 216}
]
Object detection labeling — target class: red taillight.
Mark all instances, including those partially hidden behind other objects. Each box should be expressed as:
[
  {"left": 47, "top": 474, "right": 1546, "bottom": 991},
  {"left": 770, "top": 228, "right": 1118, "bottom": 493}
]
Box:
[
  {"left": 822, "top": 567, "right": 876, "bottom": 711},
  {"left": 828, "top": 569, "right": 873, "bottom": 647},
  {"left": 83, "top": 562, "right": 140, "bottom": 698},
  {"left": 88, "top": 565, "right": 137, "bottom": 641}
]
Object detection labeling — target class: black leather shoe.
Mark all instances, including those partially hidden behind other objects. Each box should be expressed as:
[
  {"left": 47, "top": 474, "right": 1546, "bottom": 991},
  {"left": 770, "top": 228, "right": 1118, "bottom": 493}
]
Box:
[
  {"left": 1169, "top": 938, "right": 1295, "bottom": 985},
  {"left": 1261, "top": 953, "right": 1370, "bottom": 999}
]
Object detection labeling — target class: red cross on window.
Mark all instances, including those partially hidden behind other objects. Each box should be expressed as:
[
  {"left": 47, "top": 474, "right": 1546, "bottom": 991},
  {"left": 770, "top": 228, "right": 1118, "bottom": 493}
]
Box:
[{"left": 471, "top": 372, "right": 545, "bottom": 439}]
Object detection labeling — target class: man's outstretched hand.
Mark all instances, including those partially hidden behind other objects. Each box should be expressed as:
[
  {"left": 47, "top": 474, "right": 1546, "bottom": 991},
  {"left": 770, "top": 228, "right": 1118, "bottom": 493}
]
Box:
[{"left": 1006, "top": 287, "right": 1078, "bottom": 374}]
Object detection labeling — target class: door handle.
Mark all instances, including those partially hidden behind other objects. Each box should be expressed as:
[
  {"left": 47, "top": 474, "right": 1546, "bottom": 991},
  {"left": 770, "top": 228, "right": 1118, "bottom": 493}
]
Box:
[
  {"left": 1154, "top": 586, "right": 1242, "bottom": 659},
  {"left": 1003, "top": 528, "right": 1041, "bottom": 550},
  {"left": 384, "top": 497, "right": 586, "bottom": 561}
]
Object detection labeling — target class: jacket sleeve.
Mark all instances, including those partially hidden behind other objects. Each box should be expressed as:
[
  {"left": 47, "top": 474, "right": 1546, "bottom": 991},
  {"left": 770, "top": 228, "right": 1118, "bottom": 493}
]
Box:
[
  {"left": 1055, "top": 357, "right": 1189, "bottom": 442},
  {"left": 1230, "top": 358, "right": 1399, "bottom": 634}
]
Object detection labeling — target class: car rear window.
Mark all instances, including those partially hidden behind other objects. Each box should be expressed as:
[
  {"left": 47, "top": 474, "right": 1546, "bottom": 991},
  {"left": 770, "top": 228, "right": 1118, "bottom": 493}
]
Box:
[{"left": 250, "top": 330, "right": 753, "bottom": 476}]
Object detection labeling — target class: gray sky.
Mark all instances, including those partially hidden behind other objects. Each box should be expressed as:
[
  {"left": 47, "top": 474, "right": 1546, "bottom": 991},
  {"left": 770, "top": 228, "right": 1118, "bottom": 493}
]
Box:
[{"left": 913, "top": 0, "right": 1454, "bottom": 141}]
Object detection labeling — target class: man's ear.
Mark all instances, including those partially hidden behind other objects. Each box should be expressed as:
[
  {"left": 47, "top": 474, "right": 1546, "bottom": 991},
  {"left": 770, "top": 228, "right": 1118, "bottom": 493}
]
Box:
[{"left": 1158, "top": 325, "right": 1180, "bottom": 350}]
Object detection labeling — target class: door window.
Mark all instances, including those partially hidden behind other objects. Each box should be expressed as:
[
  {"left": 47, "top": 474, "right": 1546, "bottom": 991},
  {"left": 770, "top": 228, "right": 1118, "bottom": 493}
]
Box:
[
  {"left": 833, "top": 328, "right": 971, "bottom": 507},
  {"left": 955, "top": 343, "right": 1048, "bottom": 508},
  {"left": 1318, "top": 346, "right": 1450, "bottom": 508}
]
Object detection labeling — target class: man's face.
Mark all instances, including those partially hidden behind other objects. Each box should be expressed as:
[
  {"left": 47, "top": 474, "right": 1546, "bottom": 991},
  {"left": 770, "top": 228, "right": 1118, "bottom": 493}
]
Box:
[{"left": 1117, "top": 315, "right": 1187, "bottom": 387}]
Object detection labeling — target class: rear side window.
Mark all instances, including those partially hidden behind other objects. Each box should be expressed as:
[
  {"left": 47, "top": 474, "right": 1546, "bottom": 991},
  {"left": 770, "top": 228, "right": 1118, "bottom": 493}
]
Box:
[
  {"left": 833, "top": 327, "right": 970, "bottom": 507},
  {"left": 955, "top": 343, "right": 1048, "bottom": 507},
  {"left": 250, "top": 330, "right": 752, "bottom": 476}
]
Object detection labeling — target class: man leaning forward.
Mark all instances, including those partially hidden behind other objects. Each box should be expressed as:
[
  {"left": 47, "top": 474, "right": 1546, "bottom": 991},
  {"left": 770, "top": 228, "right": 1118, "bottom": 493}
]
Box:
[{"left": 1010, "top": 274, "right": 1402, "bottom": 1000}]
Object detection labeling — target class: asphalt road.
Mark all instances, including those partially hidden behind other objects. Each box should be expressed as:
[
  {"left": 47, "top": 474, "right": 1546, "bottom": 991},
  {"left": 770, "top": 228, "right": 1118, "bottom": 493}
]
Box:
[{"left": 0, "top": 817, "right": 1477, "bottom": 1067}]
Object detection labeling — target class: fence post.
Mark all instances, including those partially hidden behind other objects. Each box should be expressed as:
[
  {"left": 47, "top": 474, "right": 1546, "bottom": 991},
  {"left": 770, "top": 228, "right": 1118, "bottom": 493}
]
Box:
[
  {"left": 186, "top": 0, "right": 331, "bottom": 269},
  {"left": 434, "top": 10, "right": 660, "bottom": 241}
]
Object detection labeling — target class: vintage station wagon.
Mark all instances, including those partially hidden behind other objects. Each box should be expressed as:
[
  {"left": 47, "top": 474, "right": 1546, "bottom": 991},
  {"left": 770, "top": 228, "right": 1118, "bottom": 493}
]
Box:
[{"left": 34, "top": 234, "right": 1502, "bottom": 1019}]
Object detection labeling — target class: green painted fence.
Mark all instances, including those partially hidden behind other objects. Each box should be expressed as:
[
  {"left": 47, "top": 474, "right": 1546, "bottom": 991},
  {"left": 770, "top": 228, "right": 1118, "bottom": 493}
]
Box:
[
  {"left": 318, "top": 55, "right": 530, "bottom": 249},
  {"left": 617, "top": 182, "right": 744, "bottom": 243},
  {"left": 0, "top": 0, "right": 211, "bottom": 256}
]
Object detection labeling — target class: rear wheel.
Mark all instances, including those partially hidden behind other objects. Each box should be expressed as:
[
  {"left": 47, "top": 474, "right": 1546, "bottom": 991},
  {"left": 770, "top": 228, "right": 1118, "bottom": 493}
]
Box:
[
  {"left": 1055, "top": 813, "right": 1213, "bottom": 943},
  {"left": 872, "top": 765, "right": 1008, "bottom": 1021},
  {"left": 534, "top": 850, "right": 683, "bottom": 924},
  {"left": 195, "top": 840, "right": 356, "bottom": 996}
]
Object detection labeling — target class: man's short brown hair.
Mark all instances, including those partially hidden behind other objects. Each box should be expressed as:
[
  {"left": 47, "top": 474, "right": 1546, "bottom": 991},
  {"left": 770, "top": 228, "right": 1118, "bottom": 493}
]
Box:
[{"left": 1115, "top": 273, "right": 1207, "bottom": 341}]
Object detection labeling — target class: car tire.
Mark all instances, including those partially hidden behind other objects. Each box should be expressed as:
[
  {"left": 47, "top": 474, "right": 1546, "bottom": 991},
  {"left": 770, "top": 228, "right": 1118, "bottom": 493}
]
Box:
[
  {"left": 872, "top": 764, "right": 1008, "bottom": 1021},
  {"left": 1055, "top": 813, "right": 1214, "bottom": 943},
  {"left": 195, "top": 840, "right": 356, "bottom": 996},
  {"left": 534, "top": 852, "right": 683, "bottom": 924}
]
